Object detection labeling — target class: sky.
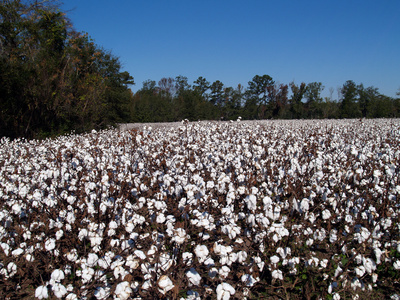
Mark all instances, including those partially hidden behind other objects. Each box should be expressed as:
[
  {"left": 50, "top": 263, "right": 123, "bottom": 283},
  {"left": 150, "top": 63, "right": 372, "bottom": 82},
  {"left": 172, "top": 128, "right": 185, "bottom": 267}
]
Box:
[{"left": 61, "top": 0, "right": 400, "bottom": 99}]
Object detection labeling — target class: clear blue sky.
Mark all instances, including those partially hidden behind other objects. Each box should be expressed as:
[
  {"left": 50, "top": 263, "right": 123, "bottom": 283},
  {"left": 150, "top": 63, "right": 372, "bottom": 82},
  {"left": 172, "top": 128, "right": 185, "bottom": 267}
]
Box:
[{"left": 61, "top": 0, "right": 400, "bottom": 99}]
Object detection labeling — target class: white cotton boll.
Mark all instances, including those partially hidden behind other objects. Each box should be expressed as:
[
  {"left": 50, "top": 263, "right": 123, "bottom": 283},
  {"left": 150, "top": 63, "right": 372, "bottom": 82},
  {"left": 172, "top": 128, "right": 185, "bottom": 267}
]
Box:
[
  {"left": 125, "top": 222, "right": 135, "bottom": 233},
  {"left": 114, "top": 281, "right": 132, "bottom": 300},
  {"left": 7, "top": 262, "right": 17, "bottom": 277},
  {"left": 300, "top": 199, "right": 309, "bottom": 212},
  {"left": 270, "top": 255, "right": 280, "bottom": 265},
  {"left": 158, "top": 275, "right": 174, "bottom": 295},
  {"left": 94, "top": 286, "right": 110, "bottom": 299},
  {"left": 204, "top": 257, "right": 215, "bottom": 267},
  {"left": 52, "top": 283, "right": 67, "bottom": 299},
  {"left": 65, "top": 293, "right": 78, "bottom": 300},
  {"left": 186, "top": 268, "right": 201, "bottom": 286},
  {"left": 114, "top": 265, "right": 128, "bottom": 280},
  {"left": 245, "top": 194, "right": 257, "bottom": 211},
  {"left": 322, "top": 209, "right": 331, "bottom": 220},
  {"left": 156, "top": 213, "right": 166, "bottom": 224},
  {"left": 328, "top": 281, "right": 338, "bottom": 294},
  {"left": 237, "top": 251, "right": 247, "bottom": 264},
  {"left": 12, "top": 203, "right": 22, "bottom": 215},
  {"left": 66, "top": 249, "right": 78, "bottom": 262},
  {"left": 330, "top": 229, "right": 338, "bottom": 243},
  {"left": 51, "top": 269, "right": 65, "bottom": 282},
  {"left": 219, "top": 266, "right": 230, "bottom": 279},
  {"left": 355, "top": 266, "right": 366, "bottom": 277},
  {"left": 134, "top": 250, "right": 146, "bottom": 260},
  {"left": 216, "top": 282, "right": 235, "bottom": 300},
  {"left": 317, "top": 259, "right": 328, "bottom": 269},
  {"left": 332, "top": 292, "right": 341, "bottom": 300},
  {"left": 271, "top": 269, "right": 283, "bottom": 280},
  {"left": 373, "top": 169, "right": 382, "bottom": 177},
  {"left": 56, "top": 230, "right": 64, "bottom": 240},
  {"left": 35, "top": 285, "right": 49, "bottom": 299},
  {"left": 374, "top": 248, "right": 382, "bottom": 264},
  {"left": 334, "top": 266, "right": 343, "bottom": 278},
  {"left": 172, "top": 228, "right": 187, "bottom": 245},
  {"left": 12, "top": 248, "right": 24, "bottom": 256},
  {"left": 1, "top": 243, "right": 10, "bottom": 256},
  {"left": 241, "top": 274, "right": 257, "bottom": 287},
  {"left": 87, "top": 253, "right": 98, "bottom": 267},
  {"left": 363, "top": 257, "right": 376, "bottom": 274},
  {"left": 26, "top": 253, "right": 35, "bottom": 262},
  {"left": 45, "top": 238, "right": 56, "bottom": 251},
  {"left": 183, "top": 252, "right": 193, "bottom": 265},
  {"left": 194, "top": 245, "right": 209, "bottom": 263},
  {"left": 393, "top": 260, "right": 400, "bottom": 270}
]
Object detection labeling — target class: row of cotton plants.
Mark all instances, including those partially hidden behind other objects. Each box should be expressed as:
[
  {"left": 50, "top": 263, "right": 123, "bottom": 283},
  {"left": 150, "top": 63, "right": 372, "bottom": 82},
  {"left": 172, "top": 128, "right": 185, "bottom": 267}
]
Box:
[{"left": 0, "top": 119, "right": 399, "bottom": 299}]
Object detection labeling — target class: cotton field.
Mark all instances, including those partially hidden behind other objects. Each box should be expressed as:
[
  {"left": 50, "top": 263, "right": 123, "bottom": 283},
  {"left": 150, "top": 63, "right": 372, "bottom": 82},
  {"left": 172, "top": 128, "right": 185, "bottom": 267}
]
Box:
[{"left": 0, "top": 119, "right": 399, "bottom": 299}]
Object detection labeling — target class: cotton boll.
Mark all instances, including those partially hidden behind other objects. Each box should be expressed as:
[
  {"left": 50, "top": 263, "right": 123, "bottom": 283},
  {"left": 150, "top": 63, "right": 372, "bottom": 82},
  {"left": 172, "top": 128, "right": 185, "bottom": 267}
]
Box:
[
  {"left": 45, "top": 238, "right": 56, "bottom": 251},
  {"left": 362, "top": 257, "right": 376, "bottom": 274},
  {"left": 393, "top": 260, "right": 400, "bottom": 270},
  {"left": 52, "top": 283, "right": 67, "bottom": 299},
  {"left": 172, "top": 228, "right": 187, "bottom": 244},
  {"left": 12, "top": 248, "right": 24, "bottom": 256},
  {"left": 114, "top": 281, "right": 132, "bottom": 300},
  {"left": 65, "top": 293, "right": 78, "bottom": 300},
  {"left": 272, "top": 269, "right": 283, "bottom": 280},
  {"left": 157, "top": 275, "right": 174, "bottom": 295},
  {"left": 183, "top": 252, "right": 193, "bottom": 266},
  {"left": 355, "top": 266, "right": 366, "bottom": 277},
  {"left": 51, "top": 269, "right": 65, "bottom": 282},
  {"left": 35, "top": 285, "right": 49, "bottom": 299},
  {"left": 270, "top": 255, "right": 280, "bottom": 266},
  {"left": 94, "top": 286, "right": 110, "bottom": 299},
  {"left": 322, "top": 209, "right": 331, "bottom": 220},
  {"left": 245, "top": 194, "right": 257, "bottom": 211},
  {"left": 194, "top": 245, "right": 209, "bottom": 263},
  {"left": 186, "top": 268, "right": 201, "bottom": 286},
  {"left": 87, "top": 253, "right": 98, "bottom": 267},
  {"left": 219, "top": 266, "right": 230, "bottom": 279},
  {"left": 7, "top": 262, "right": 17, "bottom": 277},
  {"left": 241, "top": 274, "right": 257, "bottom": 287},
  {"left": 237, "top": 251, "right": 247, "bottom": 264},
  {"left": 216, "top": 282, "right": 235, "bottom": 300}
]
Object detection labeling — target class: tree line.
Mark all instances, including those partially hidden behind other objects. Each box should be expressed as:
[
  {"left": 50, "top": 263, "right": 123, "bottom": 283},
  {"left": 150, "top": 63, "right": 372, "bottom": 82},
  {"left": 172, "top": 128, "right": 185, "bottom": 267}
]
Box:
[
  {"left": 1, "top": 1, "right": 399, "bottom": 139},
  {"left": 131, "top": 75, "right": 400, "bottom": 122}
]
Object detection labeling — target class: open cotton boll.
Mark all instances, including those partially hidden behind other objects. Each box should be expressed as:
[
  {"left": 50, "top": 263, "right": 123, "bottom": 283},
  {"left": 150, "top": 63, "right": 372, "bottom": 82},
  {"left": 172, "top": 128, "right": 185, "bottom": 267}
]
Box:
[
  {"left": 216, "top": 282, "right": 235, "bottom": 300},
  {"left": 272, "top": 269, "right": 283, "bottom": 280},
  {"left": 51, "top": 269, "right": 65, "bottom": 282},
  {"left": 245, "top": 194, "right": 257, "bottom": 211},
  {"left": 194, "top": 245, "right": 209, "bottom": 263},
  {"left": 45, "top": 238, "right": 56, "bottom": 251},
  {"left": 158, "top": 275, "right": 174, "bottom": 295},
  {"left": 94, "top": 286, "right": 110, "bottom": 299},
  {"left": 35, "top": 285, "right": 49, "bottom": 299},
  {"left": 172, "top": 228, "right": 187, "bottom": 244},
  {"left": 52, "top": 283, "right": 67, "bottom": 299},
  {"left": 241, "top": 274, "right": 258, "bottom": 287},
  {"left": 114, "top": 281, "right": 132, "bottom": 300},
  {"left": 186, "top": 268, "right": 201, "bottom": 286}
]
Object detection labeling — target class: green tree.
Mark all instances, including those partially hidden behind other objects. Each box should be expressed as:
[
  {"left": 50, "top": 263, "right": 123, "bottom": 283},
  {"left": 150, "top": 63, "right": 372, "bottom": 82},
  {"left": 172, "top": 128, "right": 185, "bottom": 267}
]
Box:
[
  {"left": 0, "top": 0, "right": 134, "bottom": 138},
  {"left": 193, "top": 76, "right": 210, "bottom": 99},
  {"left": 245, "top": 75, "right": 275, "bottom": 119},
  {"left": 304, "top": 82, "right": 324, "bottom": 118},
  {"left": 289, "top": 82, "right": 306, "bottom": 118},
  {"left": 209, "top": 80, "right": 224, "bottom": 107},
  {"left": 340, "top": 80, "right": 361, "bottom": 118}
]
